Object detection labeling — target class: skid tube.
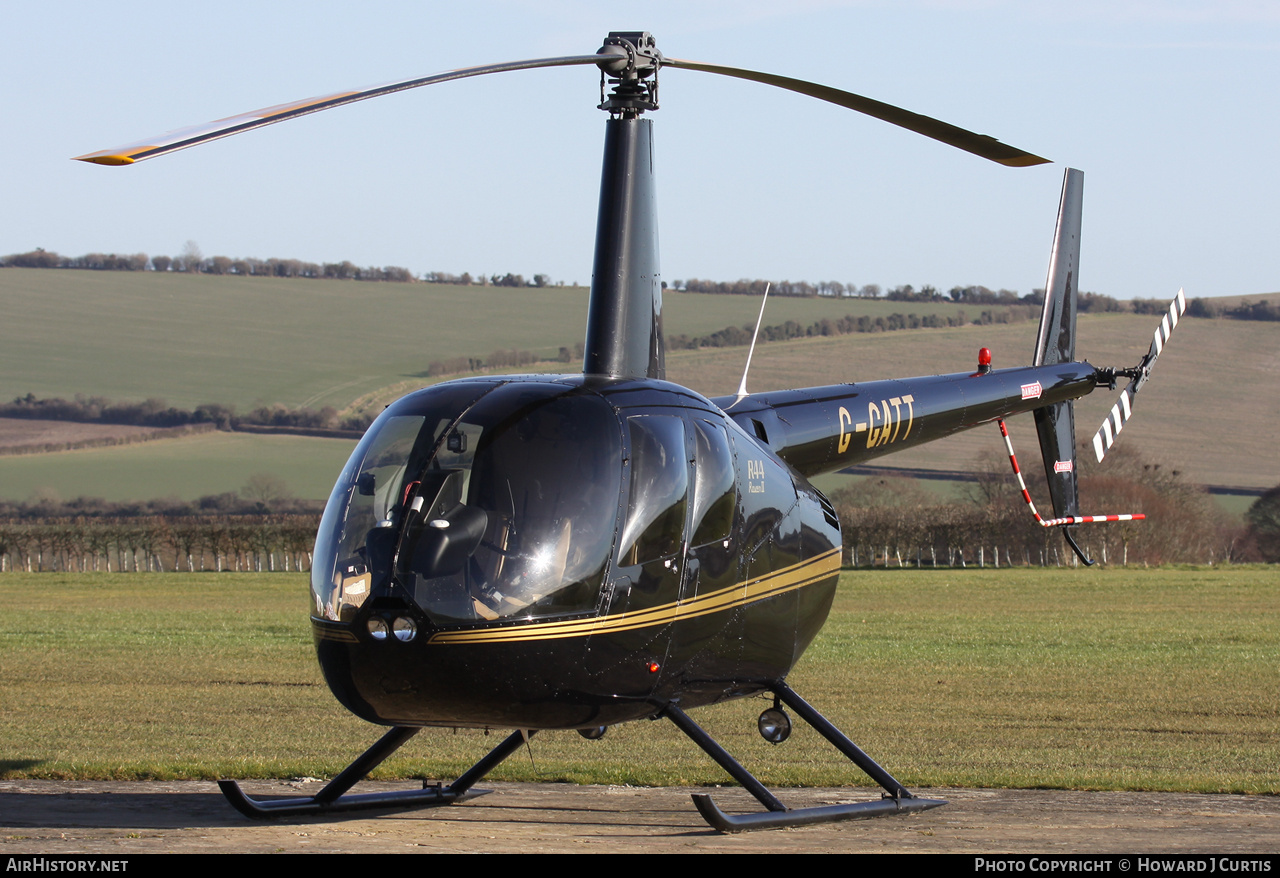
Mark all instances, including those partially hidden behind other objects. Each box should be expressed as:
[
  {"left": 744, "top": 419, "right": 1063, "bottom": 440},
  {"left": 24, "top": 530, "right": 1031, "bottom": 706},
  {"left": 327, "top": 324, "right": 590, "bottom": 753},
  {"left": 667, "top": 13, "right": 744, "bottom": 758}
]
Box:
[
  {"left": 664, "top": 680, "right": 947, "bottom": 833},
  {"left": 218, "top": 725, "right": 532, "bottom": 819}
]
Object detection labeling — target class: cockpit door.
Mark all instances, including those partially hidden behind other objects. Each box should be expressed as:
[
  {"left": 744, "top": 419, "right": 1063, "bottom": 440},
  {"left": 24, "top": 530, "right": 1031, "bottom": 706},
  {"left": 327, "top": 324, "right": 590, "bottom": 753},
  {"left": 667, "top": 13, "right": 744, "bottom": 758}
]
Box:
[
  {"left": 678, "top": 416, "right": 744, "bottom": 681},
  {"left": 583, "top": 413, "right": 689, "bottom": 694},
  {"left": 731, "top": 425, "right": 802, "bottom": 680}
]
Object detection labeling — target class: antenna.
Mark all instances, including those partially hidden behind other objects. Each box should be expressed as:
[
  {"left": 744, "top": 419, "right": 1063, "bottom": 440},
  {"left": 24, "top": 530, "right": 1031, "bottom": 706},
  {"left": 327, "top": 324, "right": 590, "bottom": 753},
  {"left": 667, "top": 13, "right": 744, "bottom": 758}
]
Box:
[{"left": 734, "top": 282, "right": 772, "bottom": 401}]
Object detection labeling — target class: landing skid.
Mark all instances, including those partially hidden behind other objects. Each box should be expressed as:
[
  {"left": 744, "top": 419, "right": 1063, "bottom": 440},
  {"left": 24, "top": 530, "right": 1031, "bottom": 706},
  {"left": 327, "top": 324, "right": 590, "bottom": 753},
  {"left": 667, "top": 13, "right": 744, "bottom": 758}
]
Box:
[
  {"left": 665, "top": 681, "right": 947, "bottom": 833},
  {"left": 218, "top": 725, "right": 529, "bottom": 819},
  {"left": 218, "top": 682, "right": 943, "bottom": 832}
]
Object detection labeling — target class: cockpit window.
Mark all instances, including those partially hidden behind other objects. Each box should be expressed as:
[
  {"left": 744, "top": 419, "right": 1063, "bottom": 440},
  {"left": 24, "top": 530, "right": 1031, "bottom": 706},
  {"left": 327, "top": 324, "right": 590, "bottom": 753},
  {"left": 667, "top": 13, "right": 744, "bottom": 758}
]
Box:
[
  {"left": 618, "top": 415, "right": 688, "bottom": 566},
  {"left": 690, "top": 418, "right": 736, "bottom": 548},
  {"left": 312, "top": 381, "right": 624, "bottom": 626}
]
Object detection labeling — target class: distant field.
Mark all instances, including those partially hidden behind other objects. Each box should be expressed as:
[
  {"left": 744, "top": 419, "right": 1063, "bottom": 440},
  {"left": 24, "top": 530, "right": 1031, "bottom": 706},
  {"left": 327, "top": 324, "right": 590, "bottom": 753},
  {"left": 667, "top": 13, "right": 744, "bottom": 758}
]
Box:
[
  {"left": 0, "top": 568, "right": 1274, "bottom": 793},
  {"left": 0, "top": 267, "right": 1021, "bottom": 411},
  {"left": 1, "top": 268, "right": 590, "bottom": 411},
  {"left": 0, "top": 417, "right": 202, "bottom": 452},
  {"left": 0, "top": 430, "right": 355, "bottom": 502}
]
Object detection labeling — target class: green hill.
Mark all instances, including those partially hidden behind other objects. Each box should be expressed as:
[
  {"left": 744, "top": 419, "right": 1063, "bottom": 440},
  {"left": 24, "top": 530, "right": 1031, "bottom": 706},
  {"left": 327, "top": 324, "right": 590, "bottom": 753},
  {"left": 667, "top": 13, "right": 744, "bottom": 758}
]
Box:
[
  {"left": 0, "top": 267, "right": 1013, "bottom": 411},
  {"left": 0, "top": 267, "right": 1273, "bottom": 501}
]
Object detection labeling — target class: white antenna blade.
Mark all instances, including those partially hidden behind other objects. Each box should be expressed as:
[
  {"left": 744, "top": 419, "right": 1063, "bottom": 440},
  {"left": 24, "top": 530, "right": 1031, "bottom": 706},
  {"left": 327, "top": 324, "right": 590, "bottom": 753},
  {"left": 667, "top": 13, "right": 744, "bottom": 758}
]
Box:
[{"left": 735, "top": 283, "right": 772, "bottom": 400}]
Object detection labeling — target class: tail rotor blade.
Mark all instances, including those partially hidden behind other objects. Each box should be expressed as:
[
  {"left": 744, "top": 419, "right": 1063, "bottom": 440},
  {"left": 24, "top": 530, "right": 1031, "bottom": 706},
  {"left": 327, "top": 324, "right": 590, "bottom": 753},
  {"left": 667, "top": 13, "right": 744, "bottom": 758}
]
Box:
[
  {"left": 1090, "top": 288, "right": 1186, "bottom": 462},
  {"left": 1149, "top": 287, "right": 1188, "bottom": 365},
  {"left": 1093, "top": 388, "right": 1134, "bottom": 463}
]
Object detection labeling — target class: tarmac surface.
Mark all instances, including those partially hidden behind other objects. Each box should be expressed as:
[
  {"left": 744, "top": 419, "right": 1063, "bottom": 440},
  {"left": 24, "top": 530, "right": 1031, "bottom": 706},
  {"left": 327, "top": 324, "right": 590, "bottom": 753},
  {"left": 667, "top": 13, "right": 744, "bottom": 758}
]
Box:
[{"left": 1, "top": 780, "right": 1277, "bottom": 854}]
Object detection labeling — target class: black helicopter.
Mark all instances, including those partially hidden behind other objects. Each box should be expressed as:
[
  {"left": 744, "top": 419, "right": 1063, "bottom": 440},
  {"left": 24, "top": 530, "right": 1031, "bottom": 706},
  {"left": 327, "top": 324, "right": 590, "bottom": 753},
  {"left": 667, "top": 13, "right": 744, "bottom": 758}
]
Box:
[{"left": 77, "top": 32, "right": 1180, "bottom": 833}]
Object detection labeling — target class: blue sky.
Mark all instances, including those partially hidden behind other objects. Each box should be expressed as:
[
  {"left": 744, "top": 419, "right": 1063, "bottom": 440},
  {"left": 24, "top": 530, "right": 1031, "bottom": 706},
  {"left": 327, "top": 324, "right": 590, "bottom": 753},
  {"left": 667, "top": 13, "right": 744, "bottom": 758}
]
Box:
[{"left": 5, "top": 1, "right": 1277, "bottom": 299}]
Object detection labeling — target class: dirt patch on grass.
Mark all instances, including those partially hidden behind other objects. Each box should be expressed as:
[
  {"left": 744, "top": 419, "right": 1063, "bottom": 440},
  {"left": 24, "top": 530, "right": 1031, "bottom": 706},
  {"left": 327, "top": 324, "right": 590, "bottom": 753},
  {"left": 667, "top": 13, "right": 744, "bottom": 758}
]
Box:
[{"left": 0, "top": 418, "right": 214, "bottom": 455}]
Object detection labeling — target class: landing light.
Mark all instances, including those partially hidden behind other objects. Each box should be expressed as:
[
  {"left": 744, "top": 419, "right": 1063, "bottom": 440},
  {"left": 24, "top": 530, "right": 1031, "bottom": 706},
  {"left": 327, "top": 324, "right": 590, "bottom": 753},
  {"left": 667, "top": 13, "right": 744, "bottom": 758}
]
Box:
[
  {"left": 393, "top": 616, "right": 417, "bottom": 643},
  {"left": 367, "top": 617, "right": 389, "bottom": 641},
  {"left": 758, "top": 708, "right": 791, "bottom": 744}
]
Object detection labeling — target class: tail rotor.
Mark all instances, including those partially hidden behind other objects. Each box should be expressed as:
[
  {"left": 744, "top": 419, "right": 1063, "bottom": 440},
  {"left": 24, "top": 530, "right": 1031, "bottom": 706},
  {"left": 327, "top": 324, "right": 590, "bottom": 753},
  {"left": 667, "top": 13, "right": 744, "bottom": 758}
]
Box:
[{"left": 1090, "top": 288, "right": 1187, "bottom": 463}]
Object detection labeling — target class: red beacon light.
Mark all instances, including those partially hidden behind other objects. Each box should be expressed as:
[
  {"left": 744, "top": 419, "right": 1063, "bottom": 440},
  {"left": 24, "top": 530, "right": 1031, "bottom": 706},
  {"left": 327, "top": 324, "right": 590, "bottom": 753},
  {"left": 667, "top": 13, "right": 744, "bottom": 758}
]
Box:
[{"left": 975, "top": 347, "right": 992, "bottom": 375}]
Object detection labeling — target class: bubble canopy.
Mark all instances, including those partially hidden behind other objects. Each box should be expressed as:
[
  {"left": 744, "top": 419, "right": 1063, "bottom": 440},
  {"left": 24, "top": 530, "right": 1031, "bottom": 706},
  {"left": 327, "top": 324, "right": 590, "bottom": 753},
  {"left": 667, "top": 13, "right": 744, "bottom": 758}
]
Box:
[{"left": 312, "top": 380, "right": 624, "bottom": 627}]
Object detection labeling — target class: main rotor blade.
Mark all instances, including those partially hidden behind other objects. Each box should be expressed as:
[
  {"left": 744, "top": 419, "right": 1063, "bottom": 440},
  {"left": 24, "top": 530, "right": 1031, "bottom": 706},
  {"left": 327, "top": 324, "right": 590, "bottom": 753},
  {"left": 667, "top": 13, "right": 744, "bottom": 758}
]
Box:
[
  {"left": 74, "top": 55, "right": 605, "bottom": 166},
  {"left": 662, "top": 57, "right": 1049, "bottom": 167}
]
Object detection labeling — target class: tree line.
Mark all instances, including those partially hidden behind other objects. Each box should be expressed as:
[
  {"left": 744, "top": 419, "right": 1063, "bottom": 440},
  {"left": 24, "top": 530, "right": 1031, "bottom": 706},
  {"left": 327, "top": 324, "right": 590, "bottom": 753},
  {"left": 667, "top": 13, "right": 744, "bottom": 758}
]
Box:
[
  {"left": 2, "top": 442, "right": 1276, "bottom": 572},
  {"left": 1, "top": 246, "right": 559, "bottom": 288},
  {"left": 2, "top": 246, "right": 556, "bottom": 290},
  {"left": 1, "top": 394, "right": 372, "bottom": 435},
  {"left": 1180, "top": 297, "right": 1280, "bottom": 322},
  {"left": 666, "top": 308, "right": 1026, "bottom": 352},
  {"left": 1, "top": 246, "right": 416, "bottom": 283},
  {"left": 9, "top": 246, "right": 1274, "bottom": 321},
  {"left": 671, "top": 278, "right": 1276, "bottom": 324},
  {"left": 0, "top": 478, "right": 324, "bottom": 574},
  {"left": 423, "top": 305, "right": 1025, "bottom": 375},
  {"left": 0, "top": 515, "right": 320, "bottom": 574},
  {"left": 422, "top": 271, "right": 555, "bottom": 288},
  {"left": 2, "top": 464, "right": 1275, "bottom": 573}
]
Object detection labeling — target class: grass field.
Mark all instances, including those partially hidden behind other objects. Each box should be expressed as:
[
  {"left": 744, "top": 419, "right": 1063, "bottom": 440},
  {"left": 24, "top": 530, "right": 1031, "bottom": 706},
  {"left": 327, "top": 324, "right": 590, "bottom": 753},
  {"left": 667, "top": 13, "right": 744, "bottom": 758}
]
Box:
[
  {"left": 0, "top": 431, "right": 355, "bottom": 502},
  {"left": 0, "top": 567, "right": 1274, "bottom": 793},
  {"left": 0, "top": 267, "right": 1000, "bottom": 412}
]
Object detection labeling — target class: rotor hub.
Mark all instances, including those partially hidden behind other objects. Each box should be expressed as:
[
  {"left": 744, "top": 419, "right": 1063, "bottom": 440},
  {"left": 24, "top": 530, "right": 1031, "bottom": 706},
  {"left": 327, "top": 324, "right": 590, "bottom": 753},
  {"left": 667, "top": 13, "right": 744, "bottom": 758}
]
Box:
[{"left": 597, "top": 32, "right": 661, "bottom": 116}]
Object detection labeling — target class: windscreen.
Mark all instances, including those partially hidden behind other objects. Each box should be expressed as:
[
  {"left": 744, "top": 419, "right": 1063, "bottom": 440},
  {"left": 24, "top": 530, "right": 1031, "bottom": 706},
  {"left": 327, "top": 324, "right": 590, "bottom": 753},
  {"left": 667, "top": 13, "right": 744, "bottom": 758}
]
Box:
[{"left": 312, "top": 381, "right": 623, "bottom": 626}]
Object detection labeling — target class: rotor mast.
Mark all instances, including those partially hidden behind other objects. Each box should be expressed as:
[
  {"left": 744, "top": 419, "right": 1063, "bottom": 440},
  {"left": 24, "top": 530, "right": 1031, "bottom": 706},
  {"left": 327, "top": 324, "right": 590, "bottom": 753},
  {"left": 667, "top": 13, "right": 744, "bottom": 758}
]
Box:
[{"left": 582, "top": 33, "right": 665, "bottom": 380}]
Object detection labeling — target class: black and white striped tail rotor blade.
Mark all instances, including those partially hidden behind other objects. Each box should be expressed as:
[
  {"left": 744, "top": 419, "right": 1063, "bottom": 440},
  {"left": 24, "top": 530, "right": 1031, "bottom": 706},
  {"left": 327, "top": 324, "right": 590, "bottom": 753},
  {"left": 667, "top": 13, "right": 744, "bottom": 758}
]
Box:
[
  {"left": 1090, "top": 288, "right": 1186, "bottom": 462},
  {"left": 1093, "top": 387, "right": 1135, "bottom": 463},
  {"left": 1145, "top": 287, "right": 1188, "bottom": 376}
]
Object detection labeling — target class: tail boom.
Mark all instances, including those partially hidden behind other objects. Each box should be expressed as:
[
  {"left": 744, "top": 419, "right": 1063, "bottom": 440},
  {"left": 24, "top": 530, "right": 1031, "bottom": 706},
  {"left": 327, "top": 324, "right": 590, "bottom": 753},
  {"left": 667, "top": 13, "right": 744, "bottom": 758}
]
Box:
[{"left": 715, "top": 360, "right": 1098, "bottom": 480}]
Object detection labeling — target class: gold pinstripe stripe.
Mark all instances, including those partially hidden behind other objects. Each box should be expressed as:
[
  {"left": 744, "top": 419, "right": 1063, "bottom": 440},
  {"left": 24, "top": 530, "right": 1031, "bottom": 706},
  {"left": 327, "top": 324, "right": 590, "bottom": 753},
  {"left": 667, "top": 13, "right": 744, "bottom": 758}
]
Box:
[
  {"left": 312, "top": 625, "right": 359, "bottom": 643},
  {"left": 426, "top": 548, "right": 841, "bottom": 645}
]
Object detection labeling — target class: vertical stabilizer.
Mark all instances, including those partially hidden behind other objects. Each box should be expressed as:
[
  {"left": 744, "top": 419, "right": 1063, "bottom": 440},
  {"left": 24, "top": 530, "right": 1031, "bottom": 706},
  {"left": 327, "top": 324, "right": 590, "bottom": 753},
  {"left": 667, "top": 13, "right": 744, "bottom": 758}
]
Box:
[
  {"left": 1034, "top": 168, "right": 1083, "bottom": 367},
  {"left": 1033, "top": 168, "right": 1084, "bottom": 518}
]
